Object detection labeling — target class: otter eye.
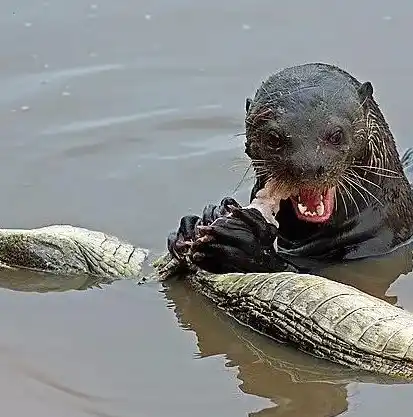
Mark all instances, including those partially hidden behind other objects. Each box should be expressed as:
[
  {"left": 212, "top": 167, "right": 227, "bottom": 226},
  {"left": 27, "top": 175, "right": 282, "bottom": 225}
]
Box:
[
  {"left": 327, "top": 130, "right": 344, "bottom": 145},
  {"left": 267, "top": 133, "right": 283, "bottom": 150}
]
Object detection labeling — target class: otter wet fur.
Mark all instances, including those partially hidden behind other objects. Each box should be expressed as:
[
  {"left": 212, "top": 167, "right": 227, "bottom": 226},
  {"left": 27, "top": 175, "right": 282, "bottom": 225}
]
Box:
[{"left": 168, "top": 62, "right": 413, "bottom": 274}]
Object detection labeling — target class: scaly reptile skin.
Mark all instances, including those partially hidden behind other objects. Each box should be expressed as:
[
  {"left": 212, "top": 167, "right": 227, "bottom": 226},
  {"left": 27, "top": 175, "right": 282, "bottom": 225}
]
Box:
[
  {"left": 0, "top": 225, "right": 148, "bottom": 277},
  {"left": 154, "top": 253, "right": 413, "bottom": 379}
]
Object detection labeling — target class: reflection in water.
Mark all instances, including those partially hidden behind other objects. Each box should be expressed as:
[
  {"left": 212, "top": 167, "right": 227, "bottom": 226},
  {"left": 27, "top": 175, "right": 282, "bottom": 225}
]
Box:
[
  {"left": 162, "top": 244, "right": 413, "bottom": 417},
  {"left": 320, "top": 244, "right": 413, "bottom": 305},
  {"left": 0, "top": 268, "right": 114, "bottom": 293}
]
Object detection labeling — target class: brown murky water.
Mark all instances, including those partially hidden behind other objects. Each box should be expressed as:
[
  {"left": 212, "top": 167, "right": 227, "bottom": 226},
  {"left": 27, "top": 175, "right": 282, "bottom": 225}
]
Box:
[{"left": 2, "top": 0, "right": 413, "bottom": 416}]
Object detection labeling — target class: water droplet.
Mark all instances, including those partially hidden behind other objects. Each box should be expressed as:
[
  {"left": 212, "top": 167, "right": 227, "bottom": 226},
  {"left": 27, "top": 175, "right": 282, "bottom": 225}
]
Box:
[
  {"left": 62, "top": 91, "right": 71, "bottom": 97},
  {"left": 89, "top": 51, "right": 98, "bottom": 58},
  {"left": 90, "top": 4, "right": 98, "bottom": 9},
  {"left": 382, "top": 15, "right": 392, "bottom": 20},
  {"left": 44, "top": 63, "right": 49, "bottom": 69},
  {"left": 145, "top": 14, "right": 151, "bottom": 20},
  {"left": 21, "top": 106, "right": 30, "bottom": 112},
  {"left": 242, "top": 24, "right": 251, "bottom": 30},
  {"left": 24, "top": 22, "right": 32, "bottom": 27}
]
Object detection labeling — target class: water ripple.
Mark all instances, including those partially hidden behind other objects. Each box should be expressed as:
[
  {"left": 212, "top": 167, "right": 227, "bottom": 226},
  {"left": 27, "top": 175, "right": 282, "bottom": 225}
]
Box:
[{"left": 0, "top": 63, "right": 124, "bottom": 104}]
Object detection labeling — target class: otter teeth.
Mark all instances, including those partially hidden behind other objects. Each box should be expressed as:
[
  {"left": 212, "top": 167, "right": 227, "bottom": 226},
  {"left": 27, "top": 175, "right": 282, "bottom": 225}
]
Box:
[
  {"left": 316, "top": 201, "right": 325, "bottom": 216},
  {"left": 297, "top": 203, "right": 307, "bottom": 214},
  {"left": 297, "top": 201, "right": 325, "bottom": 217}
]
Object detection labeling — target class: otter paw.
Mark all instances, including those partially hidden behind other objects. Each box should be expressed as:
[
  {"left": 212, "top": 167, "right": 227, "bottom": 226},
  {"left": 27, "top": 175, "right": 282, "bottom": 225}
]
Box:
[
  {"left": 201, "top": 197, "right": 242, "bottom": 226},
  {"left": 229, "top": 207, "right": 279, "bottom": 247},
  {"left": 188, "top": 211, "right": 281, "bottom": 274},
  {"left": 167, "top": 215, "right": 201, "bottom": 260}
]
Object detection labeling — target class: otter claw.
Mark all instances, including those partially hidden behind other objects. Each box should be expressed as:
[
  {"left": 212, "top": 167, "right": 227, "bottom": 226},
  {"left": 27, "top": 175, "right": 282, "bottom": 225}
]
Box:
[
  {"left": 198, "top": 235, "right": 215, "bottom": 243},
  {"left": 175, "top": 240, "right": 190, "bottom": 250},
  {"left": 192, "top": 234, "right": 215, "bottom": 250},
  {"left": 196, "top": 225, "right": 214, "bottom": 235},
  {"left": 227, "top": 204, "right": 237, "bottom": 212}
]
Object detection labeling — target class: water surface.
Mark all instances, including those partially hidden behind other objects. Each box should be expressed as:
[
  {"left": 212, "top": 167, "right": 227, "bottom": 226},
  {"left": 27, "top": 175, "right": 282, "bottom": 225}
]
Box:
[{"left": 2, "top": 1, "right": 413, "bottom": 416}]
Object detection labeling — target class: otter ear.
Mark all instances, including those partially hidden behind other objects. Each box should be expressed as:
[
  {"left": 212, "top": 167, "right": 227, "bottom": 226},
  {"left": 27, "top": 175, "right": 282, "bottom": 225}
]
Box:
[
  {"left": 245, "top": 97, "right": 252, "bottom": 112},
  {"left": 358, "top": 81, "right": 373, "bottom": 101}
]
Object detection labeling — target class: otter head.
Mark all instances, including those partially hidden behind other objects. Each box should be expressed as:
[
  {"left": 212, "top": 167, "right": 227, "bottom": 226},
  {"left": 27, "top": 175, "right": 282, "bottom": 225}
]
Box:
[{"left": 245, "top": 63, "right": 374, "bottom": 224}]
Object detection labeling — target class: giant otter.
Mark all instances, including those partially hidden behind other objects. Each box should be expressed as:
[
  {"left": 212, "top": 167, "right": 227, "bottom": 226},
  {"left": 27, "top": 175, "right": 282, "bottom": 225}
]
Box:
[{"left": 167, "top": 63, "right": 413, "bottom": 274}]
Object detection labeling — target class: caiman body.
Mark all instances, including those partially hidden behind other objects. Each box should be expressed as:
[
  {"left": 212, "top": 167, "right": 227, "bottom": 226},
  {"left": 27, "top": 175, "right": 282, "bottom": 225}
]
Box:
[
  {"left": 154, "top": 253, "right": 413, "bottom": 380},
  {"left": 3, "top": 220, "right": 413, "bottom": 379},
  {"left": 0, "top": 225, "right": 147, "bottom": 278}
]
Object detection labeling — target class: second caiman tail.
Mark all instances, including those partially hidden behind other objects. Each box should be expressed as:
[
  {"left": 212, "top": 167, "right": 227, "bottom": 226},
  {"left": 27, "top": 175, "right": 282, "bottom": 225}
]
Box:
[
  {"left": 154, "top": 253, "right": 413, "bottom": 380},
  {"left": 0, "top": 225, "right": 148, "bottom": 278}
]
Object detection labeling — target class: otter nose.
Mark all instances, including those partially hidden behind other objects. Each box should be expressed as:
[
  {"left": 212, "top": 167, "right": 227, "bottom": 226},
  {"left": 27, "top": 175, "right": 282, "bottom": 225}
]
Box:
[
  {"left": 287, "top": 163, "right": 325, "bottom": 180},
  {"left": 316, "top": 166, "right": 325, "bottom": 179}
]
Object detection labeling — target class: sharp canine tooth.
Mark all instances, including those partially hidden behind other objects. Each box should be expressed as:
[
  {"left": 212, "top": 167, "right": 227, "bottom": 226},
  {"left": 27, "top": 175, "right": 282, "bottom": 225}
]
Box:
[
  {"left": 316, "top": 201, "right": 325, "bottom": 216},
  {"left": 298, "top": 203, "right": 307, "bottom": 214}
]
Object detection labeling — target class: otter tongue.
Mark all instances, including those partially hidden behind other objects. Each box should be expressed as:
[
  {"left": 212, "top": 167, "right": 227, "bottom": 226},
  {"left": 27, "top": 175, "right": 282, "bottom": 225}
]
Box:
[{"left": 299, "top": 189, "right": 322, "bottom": 212}]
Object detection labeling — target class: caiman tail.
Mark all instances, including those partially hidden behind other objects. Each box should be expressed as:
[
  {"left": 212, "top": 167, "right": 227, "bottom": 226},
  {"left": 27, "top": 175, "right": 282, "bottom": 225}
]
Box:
[
  {"left": 153, "top": 252, "right": 413, "bottom": 380},
  {"left": 0, "top": 225, "right": 148, "bottom": 277}
]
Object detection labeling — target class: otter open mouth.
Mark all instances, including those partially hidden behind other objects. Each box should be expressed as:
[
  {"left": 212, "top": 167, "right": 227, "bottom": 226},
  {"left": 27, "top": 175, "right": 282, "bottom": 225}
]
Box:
[{"left": 290, "top": 187, "right": 336, "bottom": 223}]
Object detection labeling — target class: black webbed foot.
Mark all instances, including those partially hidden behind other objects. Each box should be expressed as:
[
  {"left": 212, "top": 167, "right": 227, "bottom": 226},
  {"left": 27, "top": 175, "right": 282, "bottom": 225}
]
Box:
[
  {"left": 167, "top": 215, "right": 201, "bottom": 261},
  {"left": 201, "top": 197, "right": 241, "bottom": 225},
  {"left": 189, "top": 207, "right": 290, "bottom": 274},
  {"left": 167, "top": 197, "right": 242, "bottom": 262},
  {"left": 167, "top": 199, "right": 295, "bottom": 274}
]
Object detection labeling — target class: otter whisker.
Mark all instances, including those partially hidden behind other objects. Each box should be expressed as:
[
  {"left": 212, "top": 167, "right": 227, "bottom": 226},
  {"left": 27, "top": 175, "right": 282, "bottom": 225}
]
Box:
[
  {"left": 341, "top": 174, "right": 369, "bottom": 209},
  {"left": 250, "top": 159, "right": 273, "bottom": 164},
  {"left": 352, "top": 165, "right": 401, "bottom": 174},
  {"left": 232, "top": 158, "right": 273, "bottom": 173},
  {"left": 346, "top": 169, "right": 382, "bottom": 190},
  {"left": 344, "top": 172, "right": 384, "bottom": 206},
  {"left": 229, "top": 159, "right": 255, "bottom": 172},
  {"left": 230, "top": 162, "right": 250, "bottom": 170},
  {"left": 354, "top": 128, "right": 367, "bottom": 136},
  {"left": 351, "top": 165, "right": 403, "bottom": 178},
  {"left": 251, "top": 163, "right": 273, "bottom": 180},
  {"left": 233, "top": 132, "right": 246, "bottom": 138},
  {"left": 353, "top": 168, "right": 402, "bottom": 179},
  {"left": 246, "top": 108, "right": 273, "bottom": 127},
  {"left": 340, "top": 177, "right": 361, "bottom": 214},
  {"left": 233, "top": 163, "right": 254, "bottom": 193},
  {"left": 337, "top": 182, "right": 349, "bottom": 219},
  {"left": 253, "top": 166, "right": 274, "bottom": 174}
]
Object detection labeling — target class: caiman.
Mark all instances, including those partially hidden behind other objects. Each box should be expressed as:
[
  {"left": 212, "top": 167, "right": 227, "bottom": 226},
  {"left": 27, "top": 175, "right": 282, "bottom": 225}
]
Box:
[
  {"left": 0, "top": 224, "right": 147, "bottom": 278},
  {"left": 153, "top": 251, "right": 413, "bottom": 380}
]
